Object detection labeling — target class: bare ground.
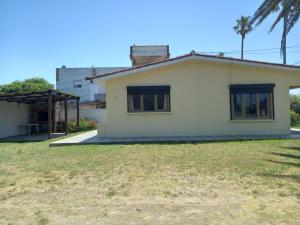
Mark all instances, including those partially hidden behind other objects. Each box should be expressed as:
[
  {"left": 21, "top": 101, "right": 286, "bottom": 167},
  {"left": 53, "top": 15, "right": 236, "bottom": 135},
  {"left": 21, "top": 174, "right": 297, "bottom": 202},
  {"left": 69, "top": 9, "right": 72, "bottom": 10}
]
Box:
[{"left": 1, "top": 171, "right": 299, "bottom": 225}]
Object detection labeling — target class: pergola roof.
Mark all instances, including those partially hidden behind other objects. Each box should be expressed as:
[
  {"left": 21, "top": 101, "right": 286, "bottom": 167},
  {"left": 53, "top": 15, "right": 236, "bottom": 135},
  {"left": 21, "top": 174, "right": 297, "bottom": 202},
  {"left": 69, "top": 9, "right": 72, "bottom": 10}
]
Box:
[{"left": 0, "top": 89, "right": 79, "bottom": 104}]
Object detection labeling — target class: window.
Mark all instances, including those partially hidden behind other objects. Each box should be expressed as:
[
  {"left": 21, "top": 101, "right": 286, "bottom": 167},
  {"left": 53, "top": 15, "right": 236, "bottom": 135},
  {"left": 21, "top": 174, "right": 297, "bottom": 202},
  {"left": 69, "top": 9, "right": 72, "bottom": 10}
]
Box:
[
  {"left": 73, "top": 80, "right": 82, "bottom": 88},
  {"left": 127, "top": 86, "right": 170, "bottom": 113},
  {"left": 230, "top": 84, "right": 274, "bottom": 120}
]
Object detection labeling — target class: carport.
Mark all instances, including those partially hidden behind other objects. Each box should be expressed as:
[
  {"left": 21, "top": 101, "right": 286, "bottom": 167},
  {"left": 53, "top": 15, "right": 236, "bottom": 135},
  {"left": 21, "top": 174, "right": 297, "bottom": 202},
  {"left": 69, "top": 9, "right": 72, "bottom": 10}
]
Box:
[{"left": 0, "top": 89, "right": 80, "bottom": 139}]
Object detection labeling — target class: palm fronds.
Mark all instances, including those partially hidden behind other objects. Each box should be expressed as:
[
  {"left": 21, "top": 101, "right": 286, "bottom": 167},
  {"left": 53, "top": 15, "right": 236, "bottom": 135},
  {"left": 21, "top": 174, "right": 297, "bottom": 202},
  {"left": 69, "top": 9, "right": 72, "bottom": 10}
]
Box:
[
  {"left": 233, "top": 16, "right": 252, "bottom": 59},
  {"left": 250, "top": 0, "right": 300, "bottom": 63},
  {"left": 251, "top": 0, "right": 300, "bottom": 34}
]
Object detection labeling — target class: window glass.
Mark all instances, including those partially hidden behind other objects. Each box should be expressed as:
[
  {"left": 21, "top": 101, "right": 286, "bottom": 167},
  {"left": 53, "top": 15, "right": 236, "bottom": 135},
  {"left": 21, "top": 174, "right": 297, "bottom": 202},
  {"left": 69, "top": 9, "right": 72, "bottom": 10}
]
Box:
[
  {"left": 259, "top": 93, "right": 270, "bottom": 118},
  {"left": 132, "top": 95, "right": 141, "bottom": 111},
  {"left": 157, "top": 94, "right": 166, "bottom": 110},
  {"left": 143, "top": 94, "right": 155, "bottom": 111},
  {"left": 232, "top": 94, "right": 243, "bottom": 119},
  {"left": 244, "top": 94, "right": 257, "bottom": 118}
]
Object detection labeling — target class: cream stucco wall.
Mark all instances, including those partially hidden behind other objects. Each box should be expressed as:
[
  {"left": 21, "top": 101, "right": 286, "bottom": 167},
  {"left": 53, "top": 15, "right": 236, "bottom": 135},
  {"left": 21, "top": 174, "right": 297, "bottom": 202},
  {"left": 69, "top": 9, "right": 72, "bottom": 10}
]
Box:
[
  {"left": 97, "top": 60, "right": 300, "bottom": 137},
  {"left": 0, "top": 102, "right": 30, "bottom": 139}
]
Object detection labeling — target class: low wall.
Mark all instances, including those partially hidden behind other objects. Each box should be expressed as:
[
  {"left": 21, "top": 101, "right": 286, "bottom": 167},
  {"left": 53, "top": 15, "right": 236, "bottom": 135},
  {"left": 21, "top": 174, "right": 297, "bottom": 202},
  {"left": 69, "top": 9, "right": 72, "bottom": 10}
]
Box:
[{"left": 68, "top": 108, "right": 106, "bottom": 123}]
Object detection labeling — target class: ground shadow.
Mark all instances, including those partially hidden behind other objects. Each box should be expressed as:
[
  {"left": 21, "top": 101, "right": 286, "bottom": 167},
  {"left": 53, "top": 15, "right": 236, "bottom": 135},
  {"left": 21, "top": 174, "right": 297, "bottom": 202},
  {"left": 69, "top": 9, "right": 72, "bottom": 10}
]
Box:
[
  {"left": 265, "top": 159, "right": 300, "bottom": 168},
  {"left": 0, "top": 139, "right": 46, "bottom": 143},
  {"left": 51, "top": 137, "right": 288, "bottom": 147},
  {"left": 270, "top": 152, "right": 300, "bottom": 159},
  {"left": 283, "top": 146, "right": 300, "bottom": 152}
]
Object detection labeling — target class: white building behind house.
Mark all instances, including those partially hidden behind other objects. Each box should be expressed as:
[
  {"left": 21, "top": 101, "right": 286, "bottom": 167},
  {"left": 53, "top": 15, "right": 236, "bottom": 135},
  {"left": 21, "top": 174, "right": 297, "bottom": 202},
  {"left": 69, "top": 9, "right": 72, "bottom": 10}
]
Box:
[
  {"left": 56, "top": 45, "right": 170, "bottom": 123},
  {"left": 56, "top": 67, "right": 128, "bottom": 122}
]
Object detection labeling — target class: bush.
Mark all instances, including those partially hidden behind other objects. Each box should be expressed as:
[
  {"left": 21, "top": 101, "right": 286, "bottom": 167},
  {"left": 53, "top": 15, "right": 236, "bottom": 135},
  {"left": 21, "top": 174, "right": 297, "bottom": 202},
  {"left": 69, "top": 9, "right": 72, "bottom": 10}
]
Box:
[
  {"left": 0, "top": 77, "right": 53, "bottom": 94},
  {"left": 68, "top": 118, "right": 97, "bottom": 133},
  {"left": 290, "top": 110, "right": 300, "bottom": 127},
  {"left": 290, "top": 94, "right": 300, "bottom": 114}
]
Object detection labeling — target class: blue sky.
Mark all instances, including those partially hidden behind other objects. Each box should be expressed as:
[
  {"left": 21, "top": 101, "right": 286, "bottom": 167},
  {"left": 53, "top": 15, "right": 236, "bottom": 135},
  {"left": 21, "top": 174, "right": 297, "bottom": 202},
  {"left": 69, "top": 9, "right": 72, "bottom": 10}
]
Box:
[{"left": 1, "top": 0, "right": 300, "bottom": 87}]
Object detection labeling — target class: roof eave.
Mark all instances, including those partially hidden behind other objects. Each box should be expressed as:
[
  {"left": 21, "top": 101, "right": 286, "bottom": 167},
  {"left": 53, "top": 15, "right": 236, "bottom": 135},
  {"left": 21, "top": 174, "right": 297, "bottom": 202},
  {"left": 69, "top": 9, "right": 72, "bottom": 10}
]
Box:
[
  {"left": 94, "top": 55, "right": 194, "bottom": 81},
  {"left": 92, "top": 54, "right": 300, "bottom": 81}
]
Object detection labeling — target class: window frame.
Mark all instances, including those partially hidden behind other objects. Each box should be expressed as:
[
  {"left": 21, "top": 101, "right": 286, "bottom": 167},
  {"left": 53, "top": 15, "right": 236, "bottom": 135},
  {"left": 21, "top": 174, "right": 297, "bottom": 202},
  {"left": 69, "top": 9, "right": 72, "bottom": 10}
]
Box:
[
  {"left": 230, "top": 84, "right": 275, "bottom": 121},
  {"left": 73, "top": 80, "right": 82, "bottom": 88},
  {"left": 127, "top": 86, "right": 171, "bottom": 113}
]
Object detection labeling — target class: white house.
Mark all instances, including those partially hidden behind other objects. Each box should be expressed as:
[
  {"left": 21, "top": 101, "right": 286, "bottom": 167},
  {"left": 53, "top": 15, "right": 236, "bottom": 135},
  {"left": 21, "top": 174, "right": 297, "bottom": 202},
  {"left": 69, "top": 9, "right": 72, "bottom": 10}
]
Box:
[
  {"left": 91, "top": 52, "right": 300, "bottom": 138},
  {"left": 56, "top": 67, "right": 127, "bottom": 122}
]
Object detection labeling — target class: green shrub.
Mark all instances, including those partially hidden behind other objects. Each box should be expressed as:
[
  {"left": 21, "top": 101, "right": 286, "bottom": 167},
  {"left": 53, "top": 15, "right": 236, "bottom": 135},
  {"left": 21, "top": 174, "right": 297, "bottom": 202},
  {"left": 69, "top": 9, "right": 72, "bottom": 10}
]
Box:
[
  {"left": 68, "top": 118, "right": 97, "bottom": 133},
  {"left": 290, "top": 110, "right": 300, "bottom": 127},
  {"left": 290, "top": 94, "right": 300, "bottom": 114},
  {"left": 0, "top": 77, "right": 53, "bottom": 94}
]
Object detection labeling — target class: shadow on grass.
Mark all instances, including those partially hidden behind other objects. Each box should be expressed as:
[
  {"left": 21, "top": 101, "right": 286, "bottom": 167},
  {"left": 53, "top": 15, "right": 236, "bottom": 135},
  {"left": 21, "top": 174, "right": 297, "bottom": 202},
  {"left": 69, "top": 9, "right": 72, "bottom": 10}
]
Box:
[
  {"left": 0, "top": 140, "right": 46, "bottom": 144},
  {"left": 270, "top": 152, "right": 300, "bottom": 159},
  {"left": 50, "top": 138, "right": 287, "bottom": 147},
  {"left": 283, "top": 146, "right": 300, "bottom": 152},
  {"left": 265, "top": 159, "right": 300, "bottom": 168},
  {"left": 0, "top": 133, "right": 83, "bottom": 144}
]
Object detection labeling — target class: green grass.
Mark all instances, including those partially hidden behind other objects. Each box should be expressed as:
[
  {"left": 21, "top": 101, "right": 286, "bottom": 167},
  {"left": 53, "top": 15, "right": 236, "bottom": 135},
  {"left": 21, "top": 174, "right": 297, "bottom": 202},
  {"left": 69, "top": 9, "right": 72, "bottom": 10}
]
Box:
[{"left": 0, "top": 137, "right": 299, "bottom": 224}]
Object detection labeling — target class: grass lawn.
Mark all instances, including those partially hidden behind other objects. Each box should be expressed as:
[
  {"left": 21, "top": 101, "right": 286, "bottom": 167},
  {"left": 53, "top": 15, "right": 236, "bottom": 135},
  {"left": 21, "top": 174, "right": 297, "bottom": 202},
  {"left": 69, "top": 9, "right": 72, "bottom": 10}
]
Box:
[{"left": 0, "top": 137, "right": 299, "bottom": 225}]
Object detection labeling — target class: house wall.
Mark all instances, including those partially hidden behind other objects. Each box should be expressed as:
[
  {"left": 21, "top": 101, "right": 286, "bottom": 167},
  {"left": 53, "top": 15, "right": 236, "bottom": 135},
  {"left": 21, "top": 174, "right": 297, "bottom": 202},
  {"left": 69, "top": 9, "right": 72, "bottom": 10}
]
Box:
[
  {"left": 0, "top": 102, "right": 30, "bottom": 139},
  {"left": 100, "top": 60, "right": 300, "bottom": 137}
]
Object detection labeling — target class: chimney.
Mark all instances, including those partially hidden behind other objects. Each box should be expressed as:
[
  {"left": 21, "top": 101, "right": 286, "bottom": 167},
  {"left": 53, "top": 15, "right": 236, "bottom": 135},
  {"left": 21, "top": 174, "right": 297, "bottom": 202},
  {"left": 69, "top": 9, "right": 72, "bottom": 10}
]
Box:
[{"left": 130, "top": 45, "right": 170, "bottom": 67}]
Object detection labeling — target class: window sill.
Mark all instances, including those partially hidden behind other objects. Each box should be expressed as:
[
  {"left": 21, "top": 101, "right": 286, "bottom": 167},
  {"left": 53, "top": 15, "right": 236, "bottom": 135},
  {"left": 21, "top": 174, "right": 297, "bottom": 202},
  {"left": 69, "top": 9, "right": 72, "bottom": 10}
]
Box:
[
  {"left": 230, "top": 119, "right": 276, "bottom": 123},
  {"left": 127, "top": 112, "right": 172, "bottom": 115}
]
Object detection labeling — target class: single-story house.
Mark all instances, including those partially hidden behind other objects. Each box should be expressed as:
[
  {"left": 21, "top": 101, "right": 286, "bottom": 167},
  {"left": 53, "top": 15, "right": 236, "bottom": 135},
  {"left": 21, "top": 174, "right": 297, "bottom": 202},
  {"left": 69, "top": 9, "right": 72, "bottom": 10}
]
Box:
[{"left": 89, "top": 52, "right": 300, "bottom": 138}]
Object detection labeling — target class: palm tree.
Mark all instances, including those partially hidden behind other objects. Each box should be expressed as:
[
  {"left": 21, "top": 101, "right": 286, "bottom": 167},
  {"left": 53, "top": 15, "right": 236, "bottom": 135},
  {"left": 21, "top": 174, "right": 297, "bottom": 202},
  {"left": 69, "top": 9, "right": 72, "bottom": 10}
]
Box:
[
  {"left": 250, "top": 0, "right": 300, "bottom": 64},
  {"left": 233, "top": 16, "right": 253, "bottom": 60}
]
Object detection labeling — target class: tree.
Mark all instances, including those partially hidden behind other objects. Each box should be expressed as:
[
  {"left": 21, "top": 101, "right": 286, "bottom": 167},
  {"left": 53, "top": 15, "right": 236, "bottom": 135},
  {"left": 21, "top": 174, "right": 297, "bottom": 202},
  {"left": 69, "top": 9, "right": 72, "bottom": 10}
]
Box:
[
  {"left": 233, "top": 16, "right": 253, "bottom": 60},
  {"left": 250, "top": 0, "right": 300, "bottom": 64},
  {"left": 290, "top": 94, "right": 300, "bottom": 126},
  {"left": 290, "top": 94, "right": 300, "bottom": 114},
  {"left": 0, "top": 77, "right": 54, "bottom": 94}
]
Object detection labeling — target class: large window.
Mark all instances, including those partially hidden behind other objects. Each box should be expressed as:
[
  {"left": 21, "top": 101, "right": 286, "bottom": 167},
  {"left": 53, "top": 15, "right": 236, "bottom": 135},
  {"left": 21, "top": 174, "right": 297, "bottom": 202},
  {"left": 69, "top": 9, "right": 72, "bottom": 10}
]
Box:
[
  {"left": 230, "top": 84, "right": 274, "bottom": 120},
  {"left": 127, "top": 86, "right": 170, "bottom": 113}
]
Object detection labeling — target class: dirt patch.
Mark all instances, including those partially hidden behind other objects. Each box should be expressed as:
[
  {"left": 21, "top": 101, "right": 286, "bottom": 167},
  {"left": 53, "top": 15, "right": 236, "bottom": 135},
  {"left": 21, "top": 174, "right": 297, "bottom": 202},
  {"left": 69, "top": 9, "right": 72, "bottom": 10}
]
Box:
[{"left": 1, "top": 173, "right": 299, "bottom": 225}]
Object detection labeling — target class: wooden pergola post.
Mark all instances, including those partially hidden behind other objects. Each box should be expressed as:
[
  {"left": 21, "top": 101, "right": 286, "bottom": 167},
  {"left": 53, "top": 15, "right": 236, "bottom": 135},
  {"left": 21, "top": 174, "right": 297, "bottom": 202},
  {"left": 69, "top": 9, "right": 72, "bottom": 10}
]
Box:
[
  {"left": 48, "top": 92, "right": 52, "bottom": 139},
  {"left": 64, "top": 98, "right": 68, "bottom": 135},
  {"left": 76, "top": 98, "right": 80, "bottom": 129}
]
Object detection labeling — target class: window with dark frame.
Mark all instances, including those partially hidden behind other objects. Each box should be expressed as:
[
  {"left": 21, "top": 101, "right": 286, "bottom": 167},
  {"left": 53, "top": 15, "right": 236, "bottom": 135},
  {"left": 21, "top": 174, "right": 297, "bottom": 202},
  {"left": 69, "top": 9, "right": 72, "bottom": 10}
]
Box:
[
  {"left": 127, "top": 86, "right": 170, "bottom": 113},
  {"left": 73, "top": 80, "right": 82, "bottom": 88},
  {"left": 230, "top": 84, "right": 274, "bottom": 120}
]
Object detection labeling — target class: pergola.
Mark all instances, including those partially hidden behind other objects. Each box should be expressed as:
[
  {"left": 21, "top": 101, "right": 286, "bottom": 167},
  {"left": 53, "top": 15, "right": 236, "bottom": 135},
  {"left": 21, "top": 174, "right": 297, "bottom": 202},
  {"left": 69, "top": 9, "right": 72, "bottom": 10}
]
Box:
[{"left": 0, "top": 89, "right": 80, "bottom": 139}]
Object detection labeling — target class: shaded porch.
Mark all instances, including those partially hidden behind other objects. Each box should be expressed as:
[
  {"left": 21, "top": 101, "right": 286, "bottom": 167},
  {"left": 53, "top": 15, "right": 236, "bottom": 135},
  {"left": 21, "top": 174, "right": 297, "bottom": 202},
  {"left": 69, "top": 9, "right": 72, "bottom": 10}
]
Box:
[{"left": 0, "top": 89, "right": 80, "bottom": 139}]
